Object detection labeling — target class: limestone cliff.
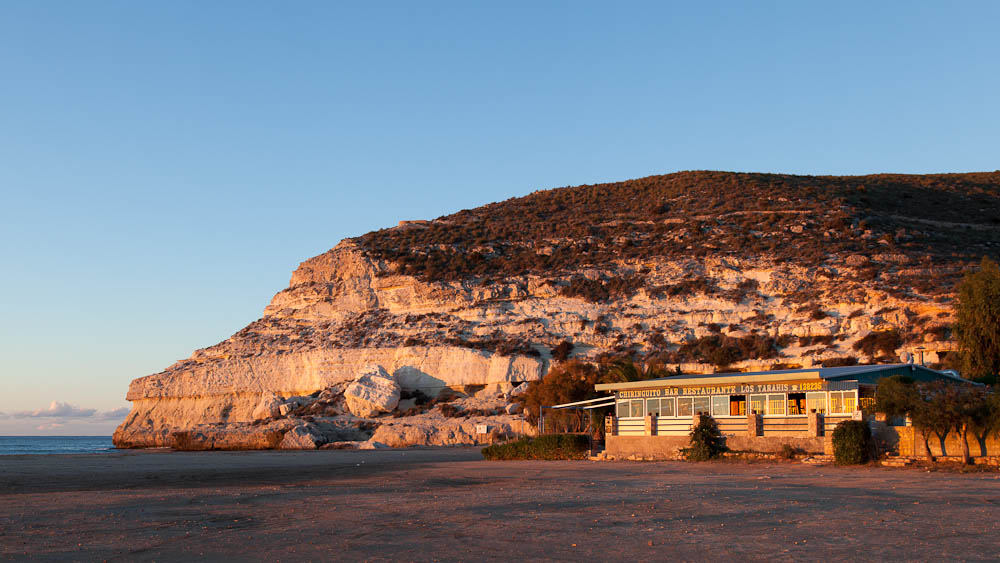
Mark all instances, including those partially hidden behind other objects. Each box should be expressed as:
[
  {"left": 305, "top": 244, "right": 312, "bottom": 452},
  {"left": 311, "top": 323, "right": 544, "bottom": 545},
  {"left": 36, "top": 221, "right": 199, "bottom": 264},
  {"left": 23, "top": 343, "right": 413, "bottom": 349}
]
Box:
[{"left": 114, "top": 171, "right": 1000, "bottom": 448}]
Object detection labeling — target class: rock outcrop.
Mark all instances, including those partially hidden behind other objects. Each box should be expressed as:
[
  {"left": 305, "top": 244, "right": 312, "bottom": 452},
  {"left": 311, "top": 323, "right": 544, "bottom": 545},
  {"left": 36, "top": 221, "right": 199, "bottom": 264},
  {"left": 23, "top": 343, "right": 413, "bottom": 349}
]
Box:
[
  {"left": 344, "top": 366, "right": 400, "bottom": 417},
  {"left": 114, "top": 171, "right": 1000, "bottom": 449}
]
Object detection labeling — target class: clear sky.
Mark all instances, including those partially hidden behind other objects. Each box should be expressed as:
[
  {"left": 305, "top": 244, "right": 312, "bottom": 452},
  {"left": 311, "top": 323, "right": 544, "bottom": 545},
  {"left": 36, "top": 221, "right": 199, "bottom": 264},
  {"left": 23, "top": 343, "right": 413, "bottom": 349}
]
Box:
[{"left": 1, "top": 1, "right": 997, "bottom": 435}]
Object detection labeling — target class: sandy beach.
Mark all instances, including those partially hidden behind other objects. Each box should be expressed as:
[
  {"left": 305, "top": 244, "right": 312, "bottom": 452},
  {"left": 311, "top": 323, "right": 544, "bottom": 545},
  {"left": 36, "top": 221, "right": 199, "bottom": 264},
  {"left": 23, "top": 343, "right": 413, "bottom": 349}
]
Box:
[{"left": 2, "top": 448, "right": 999, "bottom": 561}]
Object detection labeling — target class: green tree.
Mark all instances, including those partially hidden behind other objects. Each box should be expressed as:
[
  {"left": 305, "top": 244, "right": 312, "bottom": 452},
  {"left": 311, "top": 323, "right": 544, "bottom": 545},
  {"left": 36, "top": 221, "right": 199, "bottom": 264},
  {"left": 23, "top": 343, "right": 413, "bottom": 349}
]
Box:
[
  {"left": 683, "top": 415, "right": 727, "bottom": 461},
  {"left": 954, "top": 257, "right": 1000, "bottom": 381},
  {"left": 515, "top": 360, "right": 599, "bottom": 429},
  {"left": 599, "top": 358, "right": 669, "bottom": 384},
  {"left": 875, "top": 375, "right": 917, "bottom": 421}
]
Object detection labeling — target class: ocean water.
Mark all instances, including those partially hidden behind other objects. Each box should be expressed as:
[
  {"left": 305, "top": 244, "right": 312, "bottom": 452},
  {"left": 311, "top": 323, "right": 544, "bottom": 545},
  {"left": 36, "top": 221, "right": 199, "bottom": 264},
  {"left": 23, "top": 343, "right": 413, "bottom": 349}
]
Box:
[{"left": 0, "top": 436, "right": 115, "bottom": 455}]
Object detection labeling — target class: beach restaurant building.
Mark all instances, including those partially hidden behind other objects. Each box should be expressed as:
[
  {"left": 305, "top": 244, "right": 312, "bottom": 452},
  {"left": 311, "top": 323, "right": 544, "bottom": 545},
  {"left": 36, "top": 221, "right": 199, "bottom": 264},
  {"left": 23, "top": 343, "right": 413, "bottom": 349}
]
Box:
[{"left": 595, "top": 364, "right": 965, "bottom": 458}]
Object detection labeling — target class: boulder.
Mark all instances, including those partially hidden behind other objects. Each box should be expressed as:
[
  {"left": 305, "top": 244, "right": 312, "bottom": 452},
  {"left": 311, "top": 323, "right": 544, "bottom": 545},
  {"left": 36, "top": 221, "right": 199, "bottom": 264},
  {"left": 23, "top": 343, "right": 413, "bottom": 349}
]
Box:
[
  {"left": 505, "top": 402, "right": 523, "bottom": 415},
  {"left": 358, "top": 439, "right": 390, "bottom": 450},
  {"left": 251, "top": 393, "right": 283, "bottom": 420},
  {"left": 279, "top": 424, "right": 322, "bottom": 450},
  {"left": 278, "top": 403, "right": 295, "bottom": 417},
  {"left": 344, "top": 365, "right": 400, "bottom": 417}
]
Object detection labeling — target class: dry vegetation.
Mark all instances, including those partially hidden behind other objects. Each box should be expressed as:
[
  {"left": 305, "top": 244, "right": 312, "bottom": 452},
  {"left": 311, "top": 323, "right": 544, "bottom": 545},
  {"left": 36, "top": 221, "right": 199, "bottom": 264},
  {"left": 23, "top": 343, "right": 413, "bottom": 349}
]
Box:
[{"left": 356, "top": 171, "right": 1000, "bottom": 293}]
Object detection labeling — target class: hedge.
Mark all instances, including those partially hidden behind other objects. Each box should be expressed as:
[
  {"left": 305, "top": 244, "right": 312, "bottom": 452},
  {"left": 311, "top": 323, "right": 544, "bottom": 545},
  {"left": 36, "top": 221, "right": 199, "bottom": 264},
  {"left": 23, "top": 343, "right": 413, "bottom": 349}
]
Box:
[{"left": 481, "top": 434, "right": 590, "bottom": 460}]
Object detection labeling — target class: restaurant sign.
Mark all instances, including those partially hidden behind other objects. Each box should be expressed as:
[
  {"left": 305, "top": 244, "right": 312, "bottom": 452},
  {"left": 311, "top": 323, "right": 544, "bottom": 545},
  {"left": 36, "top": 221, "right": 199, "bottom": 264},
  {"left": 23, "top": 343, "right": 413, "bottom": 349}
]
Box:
[{"left": 616, "top": 381, "right": 830, "bottom": 399}]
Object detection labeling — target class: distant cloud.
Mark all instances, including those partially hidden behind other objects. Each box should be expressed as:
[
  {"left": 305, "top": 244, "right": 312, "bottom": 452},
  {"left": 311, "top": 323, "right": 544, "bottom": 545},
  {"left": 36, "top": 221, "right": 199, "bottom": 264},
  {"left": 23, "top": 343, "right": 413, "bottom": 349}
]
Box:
[
  {"left": 96, "top": 407, "right": 130, "bottom": 420},
  {"left": 12, "top": 401, "right": 129, "bottom": 421},
  {"left": 15, "top": 401, "right": 97, "bottom": 418},
  {"left": 36, "top": 422, "right": 65, "bottom": 431}
]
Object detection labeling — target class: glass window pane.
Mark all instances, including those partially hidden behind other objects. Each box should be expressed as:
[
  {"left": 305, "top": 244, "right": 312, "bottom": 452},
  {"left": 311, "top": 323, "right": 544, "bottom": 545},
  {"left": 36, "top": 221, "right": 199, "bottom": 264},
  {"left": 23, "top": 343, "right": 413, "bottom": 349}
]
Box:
[
  {"left": 677, "top": 397, "right": 693, "bottom": 417},
  {"left": 768, "top": 394, "right": 785, "bottom": 415},
  {"left": 617, "top": 400, "right": 629, "bottom": 418},
  {"left": 646, "top": 398, "right": 660, "bottom": 417},
  {"left": 844, "top": 392, "right": 857, "bottom": 413},
  {"left": 631, "top": 400, "right": 644, "bottom": 418},
  {"left": 750, "top": 394, "right": 766, "bottom": 415},
  {"left": 712, "top": 396, "right": 729, "bottom": 417},
  {"left": 806, "top": 392, "right": 827, "bottom": 414},
  {"left": 693, "top": 397, "right": 711, "bottom": 416},
  {"left": 830, "top": 391, "right": 844, "bottom": 414},
  {"left": 661, "top": 397, "right": 675, "bottom": 417}
]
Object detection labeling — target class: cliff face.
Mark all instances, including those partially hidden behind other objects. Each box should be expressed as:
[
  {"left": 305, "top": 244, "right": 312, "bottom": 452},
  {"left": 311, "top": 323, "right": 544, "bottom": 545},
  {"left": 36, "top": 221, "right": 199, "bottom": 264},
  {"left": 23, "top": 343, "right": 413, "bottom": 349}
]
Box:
[{"left": 114, "top": 171, "right": 1000, "bottom": 448}]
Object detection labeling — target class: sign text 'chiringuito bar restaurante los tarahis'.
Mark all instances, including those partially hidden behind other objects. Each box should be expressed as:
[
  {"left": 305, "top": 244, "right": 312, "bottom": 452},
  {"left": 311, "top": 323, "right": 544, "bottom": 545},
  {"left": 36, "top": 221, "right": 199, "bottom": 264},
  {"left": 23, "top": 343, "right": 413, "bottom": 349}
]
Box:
[{"left": 595, "top": 363, "right": 966, "bottom": 458}]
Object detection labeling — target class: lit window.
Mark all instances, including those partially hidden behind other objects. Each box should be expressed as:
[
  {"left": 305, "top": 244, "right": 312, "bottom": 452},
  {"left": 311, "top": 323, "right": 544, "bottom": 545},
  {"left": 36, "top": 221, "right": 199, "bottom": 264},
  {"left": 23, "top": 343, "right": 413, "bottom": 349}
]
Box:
[
  {"left": 844, "top": 392, "right": 857, "bottom": 413},
  {"left": 768, "top": 394, "right": 785, "bottom": 415},
  {"left": 749, "top": 394, "right": 766, "bottom": 415},
  {"left": 830, "top": 391, "right": 844, "bottom": 414},
  {"left": 660, "top": 397, "right": 675, "bottom": 417},
  {"left": 806, "top": 392, "right": 827, "bottom": 414}
]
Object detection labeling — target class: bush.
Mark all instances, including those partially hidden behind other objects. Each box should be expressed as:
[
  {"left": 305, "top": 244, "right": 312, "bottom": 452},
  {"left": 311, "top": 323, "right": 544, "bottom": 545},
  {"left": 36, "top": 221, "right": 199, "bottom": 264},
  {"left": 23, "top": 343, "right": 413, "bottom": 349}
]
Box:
[
  {"left": 852, "top": 330, "right": 902, "bottom": 358},
  {"left": 822, "top": 356, "right": 859, "bottom": 367},
  {"left": 515, "top": 360, "right": 600, "bottom": 426},
  {"left": 551, "top": 340, "right": 574, "bottom": 362},
  {"left": 831, "top": 420, "right": 874, "bottom": 465},
  {"left": 481, "top": 434, "right": 590, "bottom": 460},
  {"left": 682, "top": 415, "right": 727, "bottom": 461}
]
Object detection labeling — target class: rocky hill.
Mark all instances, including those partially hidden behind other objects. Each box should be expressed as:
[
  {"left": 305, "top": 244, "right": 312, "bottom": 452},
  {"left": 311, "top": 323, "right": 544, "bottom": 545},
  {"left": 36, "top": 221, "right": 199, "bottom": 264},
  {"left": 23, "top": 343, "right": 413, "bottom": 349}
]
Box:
[{"left": 114, "top": 171, "right": 1000, "bottom": 449}]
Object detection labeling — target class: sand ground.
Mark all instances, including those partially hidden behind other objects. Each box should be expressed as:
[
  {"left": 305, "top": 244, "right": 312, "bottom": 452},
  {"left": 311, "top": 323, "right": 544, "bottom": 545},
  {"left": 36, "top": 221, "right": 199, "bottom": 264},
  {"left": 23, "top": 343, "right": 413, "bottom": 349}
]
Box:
[{"left": 1, "top": 448, "right": 999, "bottom": 561}]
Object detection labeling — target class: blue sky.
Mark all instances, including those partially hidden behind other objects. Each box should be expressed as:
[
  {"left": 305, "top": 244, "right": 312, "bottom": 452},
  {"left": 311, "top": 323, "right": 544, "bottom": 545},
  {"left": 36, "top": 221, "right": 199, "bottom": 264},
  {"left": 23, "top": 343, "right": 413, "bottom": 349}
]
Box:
[{"left": 1, "top": 1, "right": 998, "bottom": 434}]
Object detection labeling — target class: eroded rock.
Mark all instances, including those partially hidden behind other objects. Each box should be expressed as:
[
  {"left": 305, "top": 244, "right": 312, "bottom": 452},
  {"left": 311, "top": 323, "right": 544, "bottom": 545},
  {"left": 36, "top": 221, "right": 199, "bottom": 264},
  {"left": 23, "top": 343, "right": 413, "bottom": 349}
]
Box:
[
  {"left": 344, "top": 365, "right": 400, "bottom": 417},
  {"left": 279, "top": 424, "right": 323, "bottom": 450}
]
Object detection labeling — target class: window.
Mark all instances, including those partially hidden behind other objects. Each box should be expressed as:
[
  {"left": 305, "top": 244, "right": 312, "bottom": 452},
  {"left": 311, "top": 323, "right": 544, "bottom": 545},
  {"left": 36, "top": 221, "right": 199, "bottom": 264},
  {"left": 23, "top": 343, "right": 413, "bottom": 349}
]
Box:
[
  {"left": 693, "top": 397, "right": 711, "bottom": 416},
  {"left": 787, "top": 393, "right": 806, "bottom": 415},
  {"left": 844, "top": 392, "right": 857, "bottom": 413},
  {"left": 712, "top": 395, "right": 729, "bottom": 417},
  {"left": 830, "top": 391, "right": 843, "bottom": 414},
  {"left": 768, "top": 394, "right": 786, "bottom": 416},
  {"left": 630, "top": 400, "right": 644, "bottom": 418},
  {"left": 806, "top": 392, "right": 827, "bottom": 414},
  {"left": 830, "top": 391, "right": 857, "bottom": 414},
  {"left": 617, "top": 400, "right": 629, "bottom": 418},
  {"left": 677, "top": 397, "right": 693, "bottom": 417},
  {"left": 730, "top": 395, "right": 746, "bottom": 416},
  {"left": 660, "top": 397, "right": 675, "bottom": 417},
  {"left": 646, "top": 398, "right": 660, "bottom": 417},
  {"left": 749, "top": 394, "right": 766, "bottom": 415}
]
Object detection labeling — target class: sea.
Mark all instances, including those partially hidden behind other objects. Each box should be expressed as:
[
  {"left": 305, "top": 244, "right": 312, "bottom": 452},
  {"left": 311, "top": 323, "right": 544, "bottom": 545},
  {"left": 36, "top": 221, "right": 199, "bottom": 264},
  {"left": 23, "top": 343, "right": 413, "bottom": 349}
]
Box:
[{"left": 0, "top": 436, "right": 116, "bottom": 455}]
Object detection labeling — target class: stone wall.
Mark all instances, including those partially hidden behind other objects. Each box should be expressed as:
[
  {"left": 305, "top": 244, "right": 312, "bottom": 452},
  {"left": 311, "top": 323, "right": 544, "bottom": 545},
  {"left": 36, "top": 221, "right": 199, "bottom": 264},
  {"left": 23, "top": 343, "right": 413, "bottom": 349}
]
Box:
[
  {"left": 894, "top": 426, "right": 1000, "bottom": 458},
  {"left": 605, "top": 434, "right": 826, "bottom": 459}
]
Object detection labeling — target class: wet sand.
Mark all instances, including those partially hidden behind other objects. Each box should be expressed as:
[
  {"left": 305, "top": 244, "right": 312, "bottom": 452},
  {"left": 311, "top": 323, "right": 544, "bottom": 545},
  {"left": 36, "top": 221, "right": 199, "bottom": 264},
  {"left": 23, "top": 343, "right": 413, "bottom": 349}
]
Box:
[{"left": 2, "top": 448, "right": 999, "bottom": 561}]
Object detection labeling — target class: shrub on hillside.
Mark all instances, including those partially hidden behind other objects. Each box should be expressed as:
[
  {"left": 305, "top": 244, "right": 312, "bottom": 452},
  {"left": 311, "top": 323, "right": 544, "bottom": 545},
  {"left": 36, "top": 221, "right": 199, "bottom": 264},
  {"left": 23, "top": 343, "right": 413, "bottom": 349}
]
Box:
[
  {"left": 832, "top": 420, "right": 874, "bottom": 465},
  {"left": 481, "top": 434, "right": 590, "bottom": 461},
  {"left": 852, "top": 330, "right": 902, "bottom": 358},
  {"left": 551, "top": 340, "right": 574, "bottom": 362},
  {"left": 822, "top": 356, "right": 859, "bottom": 367}
]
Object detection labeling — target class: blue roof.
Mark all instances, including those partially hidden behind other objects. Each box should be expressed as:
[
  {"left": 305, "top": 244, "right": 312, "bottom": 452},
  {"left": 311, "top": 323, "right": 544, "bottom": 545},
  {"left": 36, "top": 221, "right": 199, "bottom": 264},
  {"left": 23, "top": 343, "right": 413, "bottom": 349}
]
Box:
[{"left": 647, "top": 363, "right": 966, "bottom": 384}]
